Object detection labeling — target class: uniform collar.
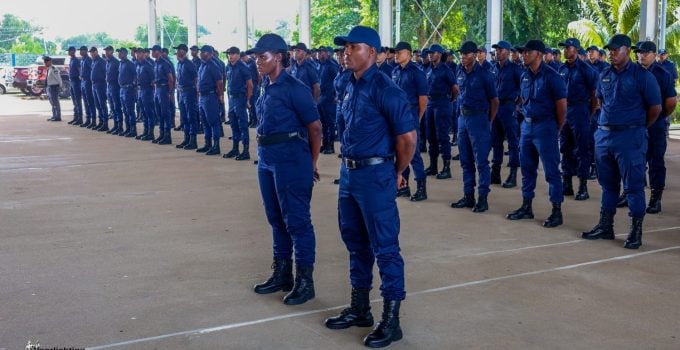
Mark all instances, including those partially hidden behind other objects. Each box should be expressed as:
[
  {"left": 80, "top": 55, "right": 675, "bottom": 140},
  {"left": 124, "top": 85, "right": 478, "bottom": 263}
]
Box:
[{"left": 352, "top": 64, "right": 378, "bottom": 84}]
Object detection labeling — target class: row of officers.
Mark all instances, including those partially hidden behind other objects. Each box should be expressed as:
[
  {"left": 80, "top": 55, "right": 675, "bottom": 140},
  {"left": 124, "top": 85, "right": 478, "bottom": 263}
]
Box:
[{"left": 53, "top": 29, "right": 673, "bottom": 348}]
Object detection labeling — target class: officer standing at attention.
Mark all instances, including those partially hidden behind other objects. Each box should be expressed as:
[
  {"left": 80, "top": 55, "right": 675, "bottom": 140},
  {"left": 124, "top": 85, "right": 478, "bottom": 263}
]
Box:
[
  {"left": 392, "top": 41, "right": 429, "bottom": 201},
  {"left": 174, "top": 44, "right": 199, "bottom": 150},
  {"left": 290, "top": 43, "right": 321, "bottom": 102},
  {"left": 585, "top": 45, "right": 610, "bottom": 179},
  {"left": 196, "top": 45, "right": 225, "bottom": 155},
  {"left": 43, "top": 56, "right": 62, "bottom": 122},
  {"left": 90, "top": 47, "right": 108, "bottom": 131},
  {"left": 135, "top": 48, "right": 156, "bottom": 141},
  {"left": 450, "top": 41, "right": 499, "bottom": 213},
  {"left": 66, "top": 47, "right": 83, "bottom": 125},
  {"left": 489, "top": 41, "right": 522, "bottom": 189},
  {"left": 424, "top": 44, "right": 458, "bottom": 180},
  {"left": 151, "top": 45, "right": 175, "bottom": 145},
  {"left": 223, "top": 46, "right": 253, "bottom": 160},
  {"left": 506, "top": 40, "right": 567, "bottom": 227},
  {"left": 317, "top": 46, "right": 340, "bottom": 154},
  {"left": 241, "top": 52, "right": 260, "bottom": 128},
  {"left": 325, "top": 26, "right": 416, "bottom": 348},
  {"left": 657, "top": 49, "right": 678, "bottom": 84},
  {"left": 116, "top": 48, "right": 137, "bottom": 137},
  {"left": 333, "top": 47, "right": 352, "bottom": 166},
  {"left": 79, "top": 46, "right": 96, "bottom": 128},
  {"left": 477, "top": 46, "right": 496, "bottom": 74},
  {"left": 557, "top": 38, "right": 598, "bottom": 201},
  {"left": 162, "top": 47, "right": 178, "bottom": 130},
  {"left": 210, "top": 50, "right": 227, "bottom": 126},
  {"left": 552, "top": 49, "right": 562, "bottom": 65},
  {"left": 247, "top": 33, "right": 322, "bottom": 306},
  {"left": 376, "top": 47, "right": 393, "bottom": 76},
  {"left": 582, "top": 34, "right": 661, "bottom": 249},
  {"left": 103, "top": 46, "right": 122, "bottom": 135}
]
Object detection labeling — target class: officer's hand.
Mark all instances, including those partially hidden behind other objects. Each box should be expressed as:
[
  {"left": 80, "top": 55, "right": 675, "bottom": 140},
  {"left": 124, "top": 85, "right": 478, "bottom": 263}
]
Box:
[
  {"left": 397, "top": 174, "right": 407, "bottom": 190},
  {"left": 313, "top": 167, "right": 320, "bottom": 182},
  {"left": 219, "top": 96, "right": 225, "bottom": 104}
]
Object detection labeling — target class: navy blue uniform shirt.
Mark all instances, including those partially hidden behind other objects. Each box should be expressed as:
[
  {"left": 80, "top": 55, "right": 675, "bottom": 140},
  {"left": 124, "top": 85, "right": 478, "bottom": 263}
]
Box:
[
  {"left": 80, "top": 56, "right": 92, "bottom": 82},
  {"left": 547, "top": 61, "right": 561, "bottom": 72},
  {"left": 520, "top": 62, "right": 568, "bottom": 121},
  {"left": 647, "top": 62, "right": 678, "bottom": 116},
  {"left": 290, "top": 60, "right": 320, "bottom": 90},
  {"left": 494, "top": 60, "right": 523, "bottom": 102},
  {"left": 480, "top": 59, "right": 497, "bottom": 75},
  {"left": 105, "top": 57, "right": 120, "bottom": 85},
  {"left": 340, "top": 65, "right": 415, "bottom": 159},
  {"left": 456, "top": 62, "right": 498, "bottom": 111},
  {"left": 658, "top": 59, "right": 678, "bottom": 81},
  {"left": 378, "top": 61, "right": 394, "bottom": 77},
  {"left": 153, "top": 57, "right": 173, "bottom": 85},
  {"left": 69, "top": 57, "right": 81, "bottom": 80},
  {"left": 198, "top": 59, "right": 223, "bottom": 92},
  {"left": 91, "top": 56, "right": 106, "bottom": 83},
  {"left": 558, "top": 59, "right": 598, "bottom": 103},
  {"left": 426, "top": 62, "right": 456, "bottom": 100},
  {"left": 117, "top": 58, "right": 136, "bottom": 86},
  {"left": 334, "top": 68, "right": 352, "bottom": 104},
  {"left": 392, "top": 61, "right": 428, "bottom": 109},
  {"left": 226, "top": 60, "right": 251, "bottom": 95},
  {"left": 319, "top": 59, "right": 339, "bottom": 102},
  {"left": 177, "top": 58, "right": 198, "bottom": 89},
  {"left": 256, "top": 70, "right": 319, "bottom": 137},
  {"left": 588, "top": 60, "right": 610, "bottom": 73},
  {"left": 247, "top": 60, "right": 259, "bottom": 86},
  {"left": 135, "top": 58, "right": 154, "bottom": 87},
  {"left": 597, "top": 61, "right": 661, "bottom": 126}
]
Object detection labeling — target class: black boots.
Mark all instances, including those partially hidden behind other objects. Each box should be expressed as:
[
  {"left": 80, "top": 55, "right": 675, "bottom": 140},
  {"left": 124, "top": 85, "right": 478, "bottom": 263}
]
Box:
[
  {"left": 253, "top": 259, "right": 294, "bottom": 294},
  {"left": 451, "top": 193, "right": 475, "bottom": 208},
  {"left": 205, "top": 138, "right": 221, "bottom": 155},
  {"left": 491, "top": 164, "right": 501, "bottom": 184},
  {"left": 158, "top": 130, "right": 172, "bottom": 145},
  {"left": 588, "top": 163, "right": 598, "bottom": 180},
  {"left": 325, "top": 288, "right": 374, "bottom": 329},
  {"left": 472, "top": 195, "right": 488, "bottom": 213},
  {"left": 563, "top": 176, "right": 574, "bottom": 196},
  {"left": 235, "top": 144, "right": 251, "bottom": 160},
  {"left": 646, "top": 189, "right": 663, "bottom": 214},
  {"left": 183, "top": 135, "right": 197, "bottom": 150},
  {"left": 363, "top": 300, "right": 403, "bottom": 348},
  {"left": 575, "top": 178, "right": 589, "bottom": 201},
  {"left": 176, "top": 134, "right": 190, "bottom": 148},
  {"left": 152, "top": 129, "right": 164, "bottom": 143},
  {"left": 283, "top": 265, "right": 315, "bottom": 305},
  {"left": 624, "top": 217, "right": 644, "bottom": 249},
  {"left": 106, "top": 121, "right": 117, "bottom": 134},
  {"left": 507, "top": 198, "right": 534, "bottom": 220},
  {"left": 396, "top": 184, "right": 411, "bottom": 198},
  {"left": 323, "top": 142, "right": 335, "bottom": 154},
  {"left": 141, "top": 128, "right": 155, "bottom": 141},
  {"left": 436, "top": 160, "right": 451, "bottom": 179},
  {"left": 502, "top": 167, "right": 518, "bottom": 188},
  {"left": 425, "top": 156, "right": 439, "bottom": 176},
  {"left": 582, "top": 210, "right": 615, "bottom": 240},
  {"left": 223, "top": 143, "right": 240, "bottom": 158},
  {"left": 196, "top": 138, "right": 212, "bottom": 153},
  {"left": 543, "top": 202, "right": 563, "bottom": 228},
  {"left": 410, "top": 180, "right": 427, "bottom": 202},
  {"left": 616, "top": 191, "right": 628, "bottom": 207}
]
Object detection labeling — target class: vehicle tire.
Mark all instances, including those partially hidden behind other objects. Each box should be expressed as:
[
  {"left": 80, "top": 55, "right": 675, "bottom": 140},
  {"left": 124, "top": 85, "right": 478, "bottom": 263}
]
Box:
[
  {"left": 0, "top": 84, "right": 6, "bottom": 95},
  {"left": 59, "top": 79, "right": 70, "bottom": 99},
  {"left": 22, "top": 87, "right": 32, "bottom": 96},
  {"left": 30, "top": 85, "right": 44, "bottom": 96}
]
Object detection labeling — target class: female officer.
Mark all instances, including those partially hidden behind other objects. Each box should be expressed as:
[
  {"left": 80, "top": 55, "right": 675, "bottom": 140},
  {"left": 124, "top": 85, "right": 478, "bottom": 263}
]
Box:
[{"left": 247, "top": 34, "right": 323, "bottom": 306}]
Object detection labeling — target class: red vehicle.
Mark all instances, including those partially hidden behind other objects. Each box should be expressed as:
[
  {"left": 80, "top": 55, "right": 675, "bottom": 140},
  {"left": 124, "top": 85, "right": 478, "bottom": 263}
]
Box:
[
  {"left": 12, "top": 66, "right": 33, "bottom": 95},
  {"left": 26, "top": 56, "right": 70, "bottom": 98}
]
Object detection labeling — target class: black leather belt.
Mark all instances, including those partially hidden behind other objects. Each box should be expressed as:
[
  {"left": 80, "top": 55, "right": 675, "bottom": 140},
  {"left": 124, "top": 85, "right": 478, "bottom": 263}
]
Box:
[
  {"left": 344, "top": 157, "right": 392, "bottom": 170},
  {"left": 199, "top": 90, "right": 216, "bottom": 96},
  {"left": 257, "top": 132, "right": 305, "bottom": 146},
  {"left": 598, "top": 125, "right": 642, "bottom": 131},
  {"left": 461, "top": 108, "right": 487, "bottom": 116}
]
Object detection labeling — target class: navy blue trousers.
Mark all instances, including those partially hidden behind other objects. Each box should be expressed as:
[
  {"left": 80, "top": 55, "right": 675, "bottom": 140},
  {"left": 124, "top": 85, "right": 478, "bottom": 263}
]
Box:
[
  {"left": 491, "top": 103, "right": 519, "bottom": 167},
  {"left": 560, "top": 104, "right": 591, "bottom": 179},
  {"left": 69, "top": 79, "right": 83, "bottom": 119},
  {"left": 520, "top": 120, "right": 564, "bottom": 203},
  {"left": 458, "top": 115, "right": 492, "bottom": 196},
  {"left": 228, "top": 94, "right": 249, "bottom": 144}
]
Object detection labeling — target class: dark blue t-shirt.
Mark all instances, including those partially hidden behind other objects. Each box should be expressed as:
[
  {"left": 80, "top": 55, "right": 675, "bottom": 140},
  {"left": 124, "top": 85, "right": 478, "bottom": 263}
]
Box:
[{"left": 597, "top": 60, "right": 661, "bottom": 126}]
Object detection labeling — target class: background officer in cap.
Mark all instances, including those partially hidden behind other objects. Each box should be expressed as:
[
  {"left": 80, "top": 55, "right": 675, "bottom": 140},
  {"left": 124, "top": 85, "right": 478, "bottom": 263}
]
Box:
[
  {"left": 43, "top": 56, "right": 62, "bottom": 122},
  {"left": 557, "top": 38, "right": 598, "bottom": 201},
  {"left": 89, "top": 47, "right": 109, "bottom": 131},
  {"left": 134, "top": 48, "right": 156, "bottom": 141},
  {"left": 317, "top": 46, "right": 340, "bottom": 154},
  {"left": 241, "top": 52, "right": 260, "bottom": 128},
  {"left": 161, "top": 47, "right": 178, "bottom": 130},
  {"left": 477, "top": 46, "right": 497, "bottom": 74},
  {"left": 66, "top": 46, "right": 83, "bottom": 125},
  {"left": 377, "top": 47, "right": 394, "bottom": 76},
  {"left": 424, "top": 43, "right": 458, "bottom": 180},
  {"left": 103, "top": 46, "right": 122, "bottom": 134},
  {"left": 450, "top": 41, "right": 498, "bottom": 213},
  {"left": 586, "top": 45, "right": 610, "bottom": 179},
  {"left": 582, "top": 34, "right": 661, "bottom": 249},
  {"left": 78, "top": 46, "right": 96, "bottom": 128},
  {"left": 247, "top": 33, "right": 322, "bottom": 306},
  {"left": 189, "top": 45, "right": 204, "bottom": 134},
  {"left": 290, "top": 43, "right": 321, "bottom": 102},
  {"left": 333, "top": 47, "right": 352, "bottom": 166},
  {"left": 174, "top": 44, "right": 199, "bottom": 150},
  {"left": 552, "top": 49, "right": 562, "bottom": 65},
  {"left": 490, "top": 40, "right": 522, "bottom": 189},
  {"left": 117, "top": 48, "right": 137, "bottom": 137},
  {"left": 223, "top": 46, "right": 253, "bottom": 160},
  {"left": 392, "top": 41, "right": 429, "bottom": 201},
  {"left": 325, "top": 25, "right": 416, "bottom": 349},
  {"left": 208, "top": 49, "right": 227, "bottom": 127},
  {"left": 151, "top": 45, "right": 175, "bottom": 145},
  {"left": 196, "top": 45, "right": 225, "bottom": 155},
  {"left": 506, "top": 39, "right": 567, "bottom": 228},
  {"left": 657, "top": 49, "right": 678, "bottom": 84}
]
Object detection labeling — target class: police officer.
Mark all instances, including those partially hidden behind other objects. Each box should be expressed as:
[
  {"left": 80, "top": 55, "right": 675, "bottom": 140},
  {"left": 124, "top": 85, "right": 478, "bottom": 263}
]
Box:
[
  {"left": 506, "top": 40, "right": 567, "bottom": 228},
  {"left": 586, "top": 45, "right": 610, "bottom": 179},
  {"left": 633, "top": 41, "right": 676, "bottom": 214},
  {"left": 290, "top": 43, "right": 321, "bottom": 102},
  {"left": 162, "top": 47, "right": 178, "bottom": 130},
  {"left": 377, "top": 47, "right": 393, "bottom": 76},
  {"left": 544, "top": 48, "right": 561, "bottom": 71},
  {"left": 552, "top": 48, "right": 562, "bottom": 65},
  {"left": 79, "top": 46, "right": 96, "bottom": 128},
  {"left": 135, "top": 48, "right": 156, "bottom": 141},
  {"left": 241, "top": 52, "right": 260, "bottom": 128},
  {"left": 103, "top": 46, "right": 122, "bottom": 134},
  {"left": 557, "top": 38, "right": 598, "bottom": 200},
  {"left": 325, "top": 26, "right": 416, "bottom": 348},
  {"left": 489, "top": 41, "right": 522, "bottom": 189},
  {"left": 317, "top": 46, "right": 340, "bottom": 154},
  {"left": 117, "top": 48, "right": 137, "bottom": 137},
  {"left": 392, "top": 41, "right": 429, "bottom": 201},
  {"left": 174, "top": 44, "right": 199, "bottom": 150},
  {"left": 477, "top": 46, "right": 496, "bottom": 74},
  {"left": 223, "top": 46, "right": 253, "bottom": 160},
  {"left": 450, "top": 41, "right": 499, "bottom": 213},
  {"left": 246, "top": 33, "right": 322, "bottom": 306},
  {"left": 333, "top": 47, "right": 352, "bottom": 174},
  {"left": 196, "top": 45, "right": 225, "bottom": 155},
  {"left": 151, "top": 45, "right": 175, "bottom": 145},
  {"left": 582, "top": 34, "right": 662, "bottom": 249},
  {"left": 656, "top": 49, "right": 677, "bottom": 83},
  {"left": 43, "top": 56, "right": 62, "bottom": 122},
  {"left": 66, "top": 46, "right": 83, "bottom": 125},
  {"left": 424, "top": 44, "right": 458, "bottom": 180},
  {"left": 210, "top": 50, "right": 227, "bottom": 126},
  {"left": 90, "top": 47, "right": 108, "bottom": 131}
]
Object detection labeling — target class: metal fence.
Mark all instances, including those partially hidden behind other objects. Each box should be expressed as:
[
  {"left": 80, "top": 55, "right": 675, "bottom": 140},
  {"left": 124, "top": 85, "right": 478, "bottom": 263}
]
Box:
[{"left": 0, "top": 53, "right": 42, "bottom": 67}]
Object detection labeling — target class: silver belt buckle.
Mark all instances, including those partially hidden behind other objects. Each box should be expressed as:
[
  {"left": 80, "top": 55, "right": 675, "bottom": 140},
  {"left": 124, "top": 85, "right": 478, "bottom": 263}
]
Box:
[{"left": 345, "top": 159, "right": 357, "bottom": 169}]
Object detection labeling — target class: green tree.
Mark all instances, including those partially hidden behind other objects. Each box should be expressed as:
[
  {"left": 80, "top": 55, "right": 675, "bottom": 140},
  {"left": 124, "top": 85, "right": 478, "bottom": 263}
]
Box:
[
  {"left": 135, "top": 15, "right": 210, "bottom": 47},
  {"left": 0, "top": 14, "right": 43, "bottom": 53},
  {"left": 9, "top": 33, "right": 56, "bottom": 54},
  {"left": 399, "top": 0, "right": 468, "bottom": 50},
  {"left": 311, "top": 0, "right": 362, "bottom": 47}
]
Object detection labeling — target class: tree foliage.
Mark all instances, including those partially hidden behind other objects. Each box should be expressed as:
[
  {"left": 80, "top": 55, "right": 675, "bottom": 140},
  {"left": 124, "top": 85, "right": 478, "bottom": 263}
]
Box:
[
  {"left": 135, "top": 15, "right": 210, "bottom": 47},
  {"left": 0, "top": 14, "right": 56, "bottom": 54}
]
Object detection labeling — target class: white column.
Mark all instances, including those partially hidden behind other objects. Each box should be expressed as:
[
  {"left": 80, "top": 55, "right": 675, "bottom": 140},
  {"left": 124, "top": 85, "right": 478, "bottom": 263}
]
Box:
[
  {"left": 239, "top": 0, "right": 248, "bottom": 49},
  {"left": 148, "top": 0, "right": 158, "bottom": 47},
  {"left": 486, "top": 0, "right": 502, "bottom": 50},
  {"left": 188, "top": 0, "right": 198, "bottom": 47},
  {"left": 659, "top": 0, "right": 667, "bottom": 49},
  {"left": 299, "top": 0, "right": 311, "bottom": 45},
  {"left": 639, "top": 0, "right": 659, "bottom": 42},
  {"left": 378, "top": 0, "right": 393, "bottom": 46},
  {"left": 395, "top": 0, "right": 401, "bottom": 43}
]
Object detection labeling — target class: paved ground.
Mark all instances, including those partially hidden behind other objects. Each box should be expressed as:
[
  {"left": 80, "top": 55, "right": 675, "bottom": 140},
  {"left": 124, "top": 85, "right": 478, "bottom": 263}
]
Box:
[{"left": 1, "top": 92, "right": 679, "bottom": 350}]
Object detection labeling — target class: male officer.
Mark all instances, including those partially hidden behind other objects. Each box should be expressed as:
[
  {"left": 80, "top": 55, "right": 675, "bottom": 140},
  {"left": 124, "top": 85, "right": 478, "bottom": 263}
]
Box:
[
  {"left": 135, "top": 48, "right": 156, "bottom": 141},
  {"left": 190, "top": 45, "right": 202, "bottom": 68},
  {"left": 557, "top": 38, "right": 598, "bottom": 201},
  {"left": 317, "top": 46, "right": 340, "bottom": 154},
  {"left": 151, "top": 45, "right": 175, "bottom": 145},
  {"left": 587, "top": 45, "right": 609, "bottom": 72},
  {"left": 392, "top": 41, "right": 429, "bottom": 201},
  {"left": 290, "top": 43, "right": 321, "bottom": 102},
  {"left": 586, "top": 45, "right": 611, "bottom": 179},
  {"left": 450, "top": 41, "right": 499, "bottom": 213},
  {"left": 333, "top": 47, "right": 352, "bottom": 166},
  {"left": 210, "top": 50, "right": 227, "bottom": 126},
  {"left": 90, "top": 47, "right": 109, "bottom": 131},
  {"left": 224, "top": 47, "right": 253, "bottom": 160},
  {"left": 326, "top": 26, "right": 416, "bottom": 349},
  {"left": 657, "top": 49, "right": 678, "bottom": 83},
  {"left": 197, "top": 45, "right": 225, "bottom": 155},
  {"left": 377, "top": 47, "right": 393, "bottom": 76},
  {"left": 103, "top": 46, "right": 122, "bottom": 134},
  {"left": 424, "top": 44, "right": 458, "bottom": 180},
  {"left": 490, "top": 40, "right": 522, "bottom": 188},
  {"left": 511, "top": 47, "right": 522, "bottom": 65},
  {"left": 506, "top": 40, "right": 567, "bottom": 227},
  {"left": 162, "top": 47, "right": 178, "bottom": 130},
  {"left": 633, "top": 41, "right": 676, "bottom": 214},
  {"left": 477, "top": 46, "right": 496, "bottom": 74},
  {"left": 241, "top": 52, "right": 260, "bottom": 127},
  {"left": 117, "top": 48, "right": 137, "bottom": 137},
  {"left": 174, "top": 44, "right": 199, "bottom": 150},
  {"left": 582, "top": 34, "right": 661, "bottom": 249},
  {"left": 79, "top": 46, "right": 96, "bottom": 128},
  {"left": 552, "top": 48, "right": 562, "bottom": 65},
  {"left": 66, "top": 46, "right": 83, "bottom": 125}
]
